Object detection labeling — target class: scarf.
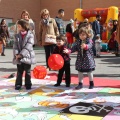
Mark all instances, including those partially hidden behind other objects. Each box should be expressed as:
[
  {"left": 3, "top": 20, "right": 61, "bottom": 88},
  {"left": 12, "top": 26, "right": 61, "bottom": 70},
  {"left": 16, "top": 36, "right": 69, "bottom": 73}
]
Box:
[
  {"left": 42, "top": 18, "right": 49, "bottom": 26},
  {"left": 21, "top": 31, "right": 27, "bottom": 39}
]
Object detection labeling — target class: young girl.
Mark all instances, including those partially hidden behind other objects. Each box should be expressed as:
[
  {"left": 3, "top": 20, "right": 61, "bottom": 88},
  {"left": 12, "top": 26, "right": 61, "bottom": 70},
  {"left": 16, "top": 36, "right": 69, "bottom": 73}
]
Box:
[
  {"left": 13, "top": 19, "right": 36, "bottom": 90},
  {"left": 64, "top": 27, "right": 95, "bottom": 89},
  {"left": 53, "top": 35, "right": 71, "bottom": 87}
]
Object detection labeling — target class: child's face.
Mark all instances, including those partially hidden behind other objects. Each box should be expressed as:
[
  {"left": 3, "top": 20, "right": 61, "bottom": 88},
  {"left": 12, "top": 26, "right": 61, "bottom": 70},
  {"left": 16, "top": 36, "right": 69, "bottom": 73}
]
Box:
[
  {"left": 56, "top": 40, "right": 64, "bottom": 47},
  {"left": 79, "top": 32, "right": 87, "bottom": 40},
  {"left": 17, "top": 24, "right": 24, "bottom": 32}
]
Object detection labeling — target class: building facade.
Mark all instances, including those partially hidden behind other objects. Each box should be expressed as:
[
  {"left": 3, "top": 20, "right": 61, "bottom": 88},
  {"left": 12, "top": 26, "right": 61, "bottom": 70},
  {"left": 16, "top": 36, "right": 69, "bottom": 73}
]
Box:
[
  {"left": 0, "top": 0, "right": 40, "bottom": 40},
  {"left": 0, "top": 0, "right": 119, "bottom": 41}
]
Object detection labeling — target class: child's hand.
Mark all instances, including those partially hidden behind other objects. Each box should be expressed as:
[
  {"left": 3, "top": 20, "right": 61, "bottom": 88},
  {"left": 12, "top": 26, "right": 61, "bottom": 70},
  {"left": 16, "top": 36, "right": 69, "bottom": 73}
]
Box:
[
  {"left": 15, "top": 54, "right": 22, "bottom": 60},
  {"left": 81, "top": 43, "right": 86, "bottom": 49},
  {"left": 63, "top": 48, "right": 69, "bottom": 54}
]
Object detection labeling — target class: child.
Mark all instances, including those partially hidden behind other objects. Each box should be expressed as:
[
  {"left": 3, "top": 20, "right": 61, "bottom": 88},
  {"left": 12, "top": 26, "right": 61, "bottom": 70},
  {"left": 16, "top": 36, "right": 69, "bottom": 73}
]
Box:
[
  {"left": 95, "top": 35, "right": 102, "bottom": 57},
  {"left": 87, "top": 23, "right": 94, "bottom": 40},
  {"left": 64, "top": 27, "right": 95, "bottom": 89},
  {"left": 13, "top": 19, "right": 36, "bottom": 90},
  {"left": 66, "top": 19, "right": 74, "bottom": 48},
  {"left": 53, "top": 35, "right": 71, "bottom": 87}
]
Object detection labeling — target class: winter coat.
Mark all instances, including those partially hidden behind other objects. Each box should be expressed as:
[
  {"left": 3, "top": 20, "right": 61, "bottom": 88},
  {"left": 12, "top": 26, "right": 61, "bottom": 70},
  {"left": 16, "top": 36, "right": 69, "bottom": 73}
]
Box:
[
  {"left": 28, "top": 19, "right": 37, "bottom": 45},
  {"left": 0, "top": 25, "right": 9, "bottom": 38},
  {"left": 53, "top": 45, "right": 70, "bottom": 62},
  {"left": 71, "top": 38, "right": 95, "bottom": 72},
  {"left": 39, "top": 18, "right": 59, "bottom": 46},
  {"left": 13, "top": 19, "right": 37, "bottom": 45},
  {"left": 13, "top": 30, "right": 36, "bottom": 65},
  {"left": 55, "top": 16, "right": 65, "bottom": 35},
  {"left": 92, "top": 20, "right": 100, "bottom": 36}
]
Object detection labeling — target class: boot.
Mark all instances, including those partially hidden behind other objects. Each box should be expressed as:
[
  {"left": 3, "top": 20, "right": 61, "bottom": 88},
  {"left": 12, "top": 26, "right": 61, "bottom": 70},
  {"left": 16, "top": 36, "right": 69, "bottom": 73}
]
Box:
[
  {"left": 15, "top": 85, "right": 21, "bottom": 90},
  {"left": 54, "top": 83, "right": 60, "bottom": 87},
  {"left": 75, "top": 82, "right": 83, "bottom": 90},
  {"left": 1, "top": 53, "right": 5, "bottom": 56},
  {"left": 89, "top": 81, "right": 94, "bottom": 89}
]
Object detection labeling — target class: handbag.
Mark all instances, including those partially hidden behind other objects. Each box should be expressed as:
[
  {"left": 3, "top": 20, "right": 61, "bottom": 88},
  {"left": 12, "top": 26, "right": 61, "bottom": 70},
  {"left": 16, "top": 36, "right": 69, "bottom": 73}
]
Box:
[{"left": 45, "top": 34, "right": 56, "bottom": 44}]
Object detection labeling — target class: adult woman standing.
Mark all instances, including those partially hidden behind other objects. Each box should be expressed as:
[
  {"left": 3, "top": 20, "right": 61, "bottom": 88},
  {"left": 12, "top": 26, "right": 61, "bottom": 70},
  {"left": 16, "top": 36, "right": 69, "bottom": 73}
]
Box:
[
  {"left": 11, "top": 10, "right": 37, "bottom": 45},
  {"left": 39, "top": 9, "right": 59, "bottom": 70},
  {"left": 20, "top": 10, "right": 37, "bottom": 46},
  {"left": 0, "top": 19, "right": 9, "bottom": 56}
]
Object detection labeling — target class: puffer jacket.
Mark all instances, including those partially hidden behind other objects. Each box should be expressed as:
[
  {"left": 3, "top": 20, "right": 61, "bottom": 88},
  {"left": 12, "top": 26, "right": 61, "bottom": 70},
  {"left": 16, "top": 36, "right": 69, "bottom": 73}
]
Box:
[{"left": 13, "top": 30, "right": 36, "bottom": 65}]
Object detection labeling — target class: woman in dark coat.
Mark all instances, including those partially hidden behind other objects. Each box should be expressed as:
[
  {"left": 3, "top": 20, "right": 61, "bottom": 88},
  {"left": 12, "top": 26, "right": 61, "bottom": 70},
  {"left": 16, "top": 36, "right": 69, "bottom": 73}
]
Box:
[{"left": 0, "top": 19, "right": 9, "bottom": 56}]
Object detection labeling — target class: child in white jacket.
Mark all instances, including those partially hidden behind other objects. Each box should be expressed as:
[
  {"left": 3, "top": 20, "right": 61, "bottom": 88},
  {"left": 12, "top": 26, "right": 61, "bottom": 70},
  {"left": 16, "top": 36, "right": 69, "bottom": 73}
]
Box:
[{"left": 95, "top": 35, "right": 102, "bottom": 57}]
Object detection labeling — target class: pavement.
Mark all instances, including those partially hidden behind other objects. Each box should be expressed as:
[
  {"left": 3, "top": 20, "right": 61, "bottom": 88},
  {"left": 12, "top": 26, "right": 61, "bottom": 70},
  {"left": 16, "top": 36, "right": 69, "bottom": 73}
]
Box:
[{"left": 0, "top": 47, "right": 120, "bottom": 80}]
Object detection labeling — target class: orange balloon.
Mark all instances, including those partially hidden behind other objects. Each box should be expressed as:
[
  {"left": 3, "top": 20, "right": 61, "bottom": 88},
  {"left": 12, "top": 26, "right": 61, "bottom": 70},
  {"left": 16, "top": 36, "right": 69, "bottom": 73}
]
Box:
[
  {"left": 48, "top": 54, "right": 64, "bottom": 70},
  {"left": 33, "top": 65, "right": 47, "bottom": 79}
]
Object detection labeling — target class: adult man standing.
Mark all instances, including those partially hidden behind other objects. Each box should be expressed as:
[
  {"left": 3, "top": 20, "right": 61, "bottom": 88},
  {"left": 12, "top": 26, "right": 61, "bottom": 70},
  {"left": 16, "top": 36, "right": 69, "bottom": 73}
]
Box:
[
  {"left": 55, "top": 9, "right": 65, "bottom": 35},
  {"left": 92, "top": 14, "right": 101, "bottom": 56},
  {"left": 55, "top": 9, "right": 66, "bottom": 80}
]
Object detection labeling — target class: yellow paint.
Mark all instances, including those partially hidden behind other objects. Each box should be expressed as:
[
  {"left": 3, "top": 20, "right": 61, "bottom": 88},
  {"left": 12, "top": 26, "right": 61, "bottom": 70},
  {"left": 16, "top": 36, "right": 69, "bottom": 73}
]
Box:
[
  {"left": 38, "top": 100, "right": 69, "bottom": 108},
  {"left": 29, "top": 86, "right": 64, "bottom": 96},
  {"left": 50, "top": 114, "right": 103, "bottom": 120},
  {"left": 109, "top": 90, "right": 120, "bottom": 94}
]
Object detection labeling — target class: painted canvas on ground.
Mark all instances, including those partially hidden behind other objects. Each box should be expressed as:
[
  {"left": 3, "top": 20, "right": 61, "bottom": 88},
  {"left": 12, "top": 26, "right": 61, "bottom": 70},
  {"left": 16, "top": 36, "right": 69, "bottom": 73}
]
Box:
[{"left": 0, "top": 77, "right": 120, "bottom": 120}]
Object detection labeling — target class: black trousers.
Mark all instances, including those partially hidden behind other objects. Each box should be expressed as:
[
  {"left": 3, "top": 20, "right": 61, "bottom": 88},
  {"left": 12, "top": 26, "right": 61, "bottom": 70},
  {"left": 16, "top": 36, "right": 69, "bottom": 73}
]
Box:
[
  {"left": 44, "top": 44, "right": 56, "bottom": 68},
  {"left": 57, "top": 61, "right": 71, "bottom": 85},
  {"left": 15, "top": 63, "right": 32, "bottom": 87}
]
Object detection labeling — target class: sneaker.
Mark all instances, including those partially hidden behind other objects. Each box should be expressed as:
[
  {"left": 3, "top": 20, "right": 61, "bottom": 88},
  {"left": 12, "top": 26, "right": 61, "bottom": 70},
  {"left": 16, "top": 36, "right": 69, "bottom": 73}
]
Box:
[
  {"left": 75, "top": 83, "right": 83, "bottom": 90},
  {"left": 8, "top": 73, "right": 15, "bottom": 78},
  {"left": 66, "top": 84, "right": 70, "bottom": 87},
  {"left": 54, "top": 84, "right": 60, "bottom": 87},
  {"left": 15, "top": 85, "right": 21, "bottom": 90},
  {"left": 26, "top": 86, "right": 31, "bottom": 90}
]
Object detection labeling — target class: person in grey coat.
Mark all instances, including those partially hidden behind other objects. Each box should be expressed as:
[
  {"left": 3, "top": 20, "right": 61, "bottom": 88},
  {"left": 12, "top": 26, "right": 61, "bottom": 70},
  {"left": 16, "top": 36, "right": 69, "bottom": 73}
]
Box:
[{"left": 13, "top": 19, "right": 36, "bottom": 90}]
